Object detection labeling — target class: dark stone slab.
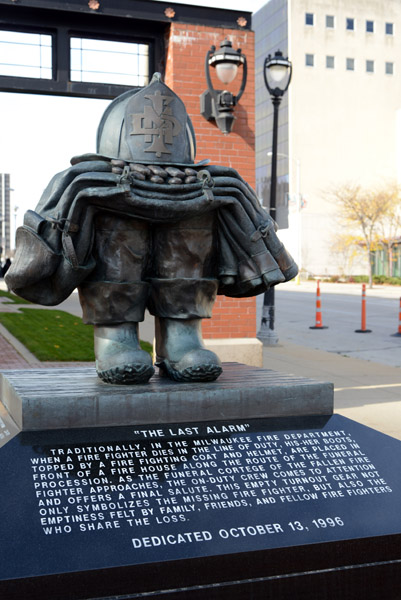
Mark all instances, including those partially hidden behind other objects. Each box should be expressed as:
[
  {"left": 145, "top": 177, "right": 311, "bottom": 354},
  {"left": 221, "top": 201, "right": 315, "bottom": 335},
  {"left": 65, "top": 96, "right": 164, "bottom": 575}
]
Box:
[
  {"left": 1, "top": 414, "right": 401, "bottom": 599},
  {"left": 0, "top": 363, "right": 333, "bottom": 431},
  {"left": 0, "top": 400, "right": 19, "bottom": 449}
]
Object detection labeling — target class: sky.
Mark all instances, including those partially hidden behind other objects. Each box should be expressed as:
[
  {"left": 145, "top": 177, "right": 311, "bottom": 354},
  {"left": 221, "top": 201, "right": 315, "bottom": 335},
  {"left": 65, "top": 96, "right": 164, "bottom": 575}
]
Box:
[
  {"left": 0, "top": 94, "right": 110, "bottom": 237},
  {"left": 0, "top": 0, "right": 267, "bottom": 244}
]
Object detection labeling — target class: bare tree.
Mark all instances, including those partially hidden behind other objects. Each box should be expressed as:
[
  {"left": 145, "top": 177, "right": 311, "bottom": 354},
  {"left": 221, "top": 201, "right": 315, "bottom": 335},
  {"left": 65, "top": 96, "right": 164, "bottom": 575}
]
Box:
[{"left": 329, "top": 183, "right": 394, "bottom": 287}]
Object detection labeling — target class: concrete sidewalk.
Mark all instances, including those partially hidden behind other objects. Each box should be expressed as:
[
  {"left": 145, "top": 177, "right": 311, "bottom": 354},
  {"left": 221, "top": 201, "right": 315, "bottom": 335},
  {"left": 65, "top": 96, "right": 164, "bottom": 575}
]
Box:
[
  {"left": 262, "top": 342, "right": 401, "bottom": 441},
  {"left": 265, "top": 280, "right": 401, "bottom": 439},
  {"left": 1, "top": 282, "right": 400, "bottom": 441}
]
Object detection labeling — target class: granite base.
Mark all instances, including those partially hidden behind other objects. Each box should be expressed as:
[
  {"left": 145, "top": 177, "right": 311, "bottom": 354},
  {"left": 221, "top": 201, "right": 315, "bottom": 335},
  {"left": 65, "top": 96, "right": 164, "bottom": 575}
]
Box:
[{"left": 1, "top": 414, "right": 401, "bottom": 599}]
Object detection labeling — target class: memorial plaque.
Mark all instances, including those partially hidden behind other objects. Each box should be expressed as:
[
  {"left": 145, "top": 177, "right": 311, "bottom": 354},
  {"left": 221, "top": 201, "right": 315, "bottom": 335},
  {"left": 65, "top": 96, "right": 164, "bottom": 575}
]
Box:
[{"left": 1, "top": 414, "right": 401, "bottom": 598}]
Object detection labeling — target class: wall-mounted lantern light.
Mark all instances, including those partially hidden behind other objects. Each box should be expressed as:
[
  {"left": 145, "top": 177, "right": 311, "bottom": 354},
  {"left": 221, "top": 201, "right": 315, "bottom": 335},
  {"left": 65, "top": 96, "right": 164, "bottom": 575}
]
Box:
[{"left": 200, "top": 39, "right": 247, "bottom": 135}]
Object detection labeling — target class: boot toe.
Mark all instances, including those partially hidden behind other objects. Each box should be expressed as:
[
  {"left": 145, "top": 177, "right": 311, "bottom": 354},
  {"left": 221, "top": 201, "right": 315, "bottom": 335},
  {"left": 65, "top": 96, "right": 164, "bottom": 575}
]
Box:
[
  {"left": 97, "top": 362, "right": 155, "bottom": 385},
  {"left": 157, "top": 349, "right": 222, "bottom": 383},
  {"left": 96, "top": 348, "right": 154, "bottom": 385}
]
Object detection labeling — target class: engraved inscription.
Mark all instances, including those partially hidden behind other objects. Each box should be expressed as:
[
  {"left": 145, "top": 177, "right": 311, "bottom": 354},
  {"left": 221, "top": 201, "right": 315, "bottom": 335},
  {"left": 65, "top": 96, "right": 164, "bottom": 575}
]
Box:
[
  {"left": 28, "top": 423, "right": 392, "bottom": 542},
  {"left": 0, "top": 416, "right": 11, "bottom": 442}
]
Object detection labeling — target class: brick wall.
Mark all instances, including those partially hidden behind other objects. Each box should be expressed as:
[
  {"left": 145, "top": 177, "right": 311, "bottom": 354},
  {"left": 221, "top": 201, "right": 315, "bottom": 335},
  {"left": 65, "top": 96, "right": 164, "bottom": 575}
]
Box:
[{"left": 164, "top": 23, "right": 257, "bottom": 339}]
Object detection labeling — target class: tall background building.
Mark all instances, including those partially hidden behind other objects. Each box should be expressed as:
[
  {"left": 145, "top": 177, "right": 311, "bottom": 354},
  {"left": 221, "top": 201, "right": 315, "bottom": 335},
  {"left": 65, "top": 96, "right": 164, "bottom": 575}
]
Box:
[
  {"left": 0, "top": 173, "right": 11, "bottom": 259},
  {"left": 254, "top": 0, "right": 401, "bottom": 276}
]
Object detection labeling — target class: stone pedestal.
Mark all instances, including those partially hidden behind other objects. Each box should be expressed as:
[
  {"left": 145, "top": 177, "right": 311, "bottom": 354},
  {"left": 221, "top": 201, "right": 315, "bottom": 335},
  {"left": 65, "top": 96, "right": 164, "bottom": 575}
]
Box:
[{"left": 0, "top": 363, "right": 333, "bottom": 433}]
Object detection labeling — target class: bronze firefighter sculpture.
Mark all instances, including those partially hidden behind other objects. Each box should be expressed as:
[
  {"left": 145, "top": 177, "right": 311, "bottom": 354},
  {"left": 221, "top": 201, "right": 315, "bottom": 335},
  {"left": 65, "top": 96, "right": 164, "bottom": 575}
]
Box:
[{"left": 6, "top": 74, "right": 297, "bottom": 385}]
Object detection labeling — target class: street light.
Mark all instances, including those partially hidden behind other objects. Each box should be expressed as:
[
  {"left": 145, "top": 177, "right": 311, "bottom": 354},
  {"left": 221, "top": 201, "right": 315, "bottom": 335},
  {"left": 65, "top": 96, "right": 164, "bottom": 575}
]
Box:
[
  {"left": 200, "top": 39, "right": 247, "bottom": 135},
  {"left": 258, "top": 50, "right": 292, "bottom": 345}
]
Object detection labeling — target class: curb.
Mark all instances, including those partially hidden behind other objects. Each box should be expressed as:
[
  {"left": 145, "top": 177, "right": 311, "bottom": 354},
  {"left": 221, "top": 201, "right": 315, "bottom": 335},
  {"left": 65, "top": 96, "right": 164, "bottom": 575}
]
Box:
[{"left": 0, "top": 323, "right": 40, "bottom": 365}]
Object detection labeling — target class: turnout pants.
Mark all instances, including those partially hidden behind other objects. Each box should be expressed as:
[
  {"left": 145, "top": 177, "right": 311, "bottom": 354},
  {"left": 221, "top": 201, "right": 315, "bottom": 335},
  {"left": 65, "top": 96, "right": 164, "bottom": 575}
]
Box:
[{"left": 78, "top": 211, "right": 219, "bottom": 325}]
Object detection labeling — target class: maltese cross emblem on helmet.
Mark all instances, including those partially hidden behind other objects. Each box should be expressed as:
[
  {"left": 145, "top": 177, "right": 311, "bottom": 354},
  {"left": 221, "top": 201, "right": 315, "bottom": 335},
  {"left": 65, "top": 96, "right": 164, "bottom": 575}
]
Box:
[
  {"left": 124, "top": 72, "right": 195, "bottom": 164},
  {"left": 129, "top": 89, "right": 182, "bottom": 158}
]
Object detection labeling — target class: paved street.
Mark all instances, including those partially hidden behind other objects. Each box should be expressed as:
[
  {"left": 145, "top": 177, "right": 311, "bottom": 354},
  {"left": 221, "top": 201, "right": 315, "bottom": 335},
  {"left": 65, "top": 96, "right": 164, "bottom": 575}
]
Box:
[
  {"left": 273, "top": 281, "right": 401, "bottom": 367},
  {"left": 258, "top": 281, "right": 401, "bottom": 440}
]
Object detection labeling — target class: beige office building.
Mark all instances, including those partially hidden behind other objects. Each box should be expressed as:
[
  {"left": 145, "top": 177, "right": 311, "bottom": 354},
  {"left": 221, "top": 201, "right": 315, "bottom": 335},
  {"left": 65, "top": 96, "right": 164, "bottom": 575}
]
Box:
[{"left": 254, "top": 0, "right": 401, "bottom": 276}]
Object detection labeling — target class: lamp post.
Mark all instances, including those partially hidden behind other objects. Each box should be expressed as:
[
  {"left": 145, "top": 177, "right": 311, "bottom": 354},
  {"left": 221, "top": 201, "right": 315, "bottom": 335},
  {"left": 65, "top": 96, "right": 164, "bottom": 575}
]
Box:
[
  {"left": 258, "top": 50, "right": 292, "bottom": 345},
  {"left": 200, "top": 39, "right": 247, "bottom": 135},
  {"left": 13, "top": 205, "right": 19, "bottom": 250}
]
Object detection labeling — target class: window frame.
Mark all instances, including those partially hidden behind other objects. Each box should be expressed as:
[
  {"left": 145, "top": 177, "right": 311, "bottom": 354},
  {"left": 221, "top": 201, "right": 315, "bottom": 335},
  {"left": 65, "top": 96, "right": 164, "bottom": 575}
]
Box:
[
  {"left": 366, "top": 59, "right": 374, "bottom": 73},
  {"left": 0, "top": 29, "right": 55, "bottom": 81},
  {"left": 366, "top": 20, "right": 374, "bottom": 33},
  {"left": 69, "top": 35, "right": 150, "bottom": 88},
  {"left": 385, "top": 62, "right": 394, "bottom": 75},
  {"left": 385, "top": 22, "right": 394, "bottom": 35},
  {"left": 346, "top": 57, "right": 355, "bottom": 71},
  {"left": 305, "top": 53, "right": 314, "bottom": 67},
  {"left": 326, "top": 55, "right": 335, "bottom": 69},
  {"left": 0, "top": 11, "right": 160, "bottom": 99},
  {"left": 305, "top": 12, "right": 314, "bottom": 26},
  {"left": 0, "top": 26, "right": 56, "bottom": 81}
]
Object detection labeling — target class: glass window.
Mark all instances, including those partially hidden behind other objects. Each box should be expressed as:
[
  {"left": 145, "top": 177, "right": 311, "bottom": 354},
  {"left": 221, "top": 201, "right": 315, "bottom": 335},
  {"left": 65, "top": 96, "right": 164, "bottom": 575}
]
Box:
[
  {"left": 305, "top": 53, "right": 314, "bottom": 67},
  {"left": 0, "top": 30, "right": 52, "bottom": 79},
  {"left": 346, "top": 18, "right": 355, "bottom": 31},
  {"left": 346, "top": 58, "right": 355, "bottom": 71},
  {"left": 305, "top": 13, "right": 314, "bottom": 26},
  {"left": 386, "top": 62, "right": 394, "bottom": 75},
  {"left": 366, "top": 20, "right": 374, "bottom": 33},
  {"left": 70, "top": 37, "right": 149, "bottom": 86},
  {"left": 326, "top": 56, "right": 335, "bottom": 69},
  {"left": 386, "top": 22, "right": 394, "bottom": 35},
  {"left": 326, "top": 15, "right": 335, "bottom": 28},
  {"left": 366, "top": 60, "right": 374, "bottom": 73}
]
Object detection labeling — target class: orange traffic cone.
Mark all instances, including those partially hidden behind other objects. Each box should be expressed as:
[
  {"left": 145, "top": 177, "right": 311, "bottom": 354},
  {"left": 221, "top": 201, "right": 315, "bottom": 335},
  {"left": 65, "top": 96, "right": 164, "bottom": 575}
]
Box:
[
  {"left": 355, "top": 283, "right": 372, "bottom": 333},
  {"left": 310, "top": 279, "right": 328, "bottom": 329},
  {"left": 391, "top": 297, "right": 401, "bottom": 337}
]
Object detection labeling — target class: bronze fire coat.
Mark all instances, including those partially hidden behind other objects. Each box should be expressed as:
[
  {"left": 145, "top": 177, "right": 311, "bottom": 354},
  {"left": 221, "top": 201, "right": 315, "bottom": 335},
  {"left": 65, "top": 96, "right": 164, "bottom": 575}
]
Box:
[{"left": 6, "top": 155, "right": 298, "bottom": 305}]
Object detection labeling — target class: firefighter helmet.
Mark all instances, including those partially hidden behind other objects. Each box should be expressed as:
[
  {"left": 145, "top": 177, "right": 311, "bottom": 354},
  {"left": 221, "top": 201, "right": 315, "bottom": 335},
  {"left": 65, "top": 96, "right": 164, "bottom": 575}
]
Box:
[{"left": 97, "top": 73, "right": 206, "bottom": 166}]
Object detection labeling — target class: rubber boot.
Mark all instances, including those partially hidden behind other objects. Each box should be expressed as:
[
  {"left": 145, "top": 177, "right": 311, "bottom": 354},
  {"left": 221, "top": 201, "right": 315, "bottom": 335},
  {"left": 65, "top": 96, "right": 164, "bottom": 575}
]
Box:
[
  {"left": 95, "top": 323, "right": 154, "bottom": 384},
  {"left": 155, "top": 317, "right": 222, "bottom": 382}
]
